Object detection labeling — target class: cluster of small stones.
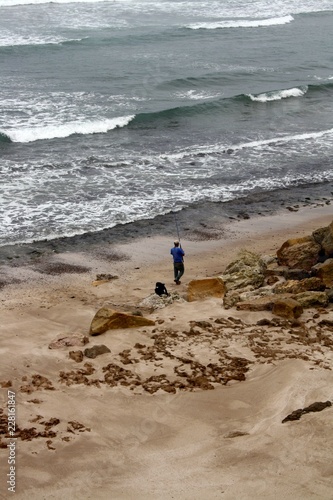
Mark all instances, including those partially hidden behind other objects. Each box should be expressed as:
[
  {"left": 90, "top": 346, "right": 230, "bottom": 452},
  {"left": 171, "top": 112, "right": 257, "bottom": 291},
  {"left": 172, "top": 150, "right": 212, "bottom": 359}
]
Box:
[
  {"left": 19, "top": 374, "right": 55, "bottom": 394},
  {"left": 0, "top": 407, "right": 90, "bottom": 450}
]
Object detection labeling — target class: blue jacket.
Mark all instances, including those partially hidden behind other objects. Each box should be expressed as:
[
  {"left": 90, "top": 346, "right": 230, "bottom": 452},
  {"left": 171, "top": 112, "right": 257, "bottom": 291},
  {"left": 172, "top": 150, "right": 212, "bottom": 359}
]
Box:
[{"left": 171, "top": 246, "right": 185, "bottom": 263}]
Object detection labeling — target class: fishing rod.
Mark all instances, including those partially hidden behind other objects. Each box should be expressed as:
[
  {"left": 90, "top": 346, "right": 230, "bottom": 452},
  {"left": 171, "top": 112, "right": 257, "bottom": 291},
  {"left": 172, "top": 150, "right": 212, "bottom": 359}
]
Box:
[{"left": 173, "top": 212, "right": 181, "bottom": 247}]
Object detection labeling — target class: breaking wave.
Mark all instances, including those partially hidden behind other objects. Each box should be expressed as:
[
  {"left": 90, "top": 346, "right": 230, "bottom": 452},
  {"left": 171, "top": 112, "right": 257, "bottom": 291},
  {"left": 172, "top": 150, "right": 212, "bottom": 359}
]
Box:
[
  {"left": 185, "top": 15, "right": 294, "bottom": 30},
  {"left": 0, "top": 132, "right": 12, "bottom": 143},
  {"left": 1, "top": 116, "right": 135, "bottom": 143},
  {"left": 248, "top": 87, "right": 307, "bottom": 102},
  {"left": 0, "top": 35, "right": 87, "bottom": 47}
]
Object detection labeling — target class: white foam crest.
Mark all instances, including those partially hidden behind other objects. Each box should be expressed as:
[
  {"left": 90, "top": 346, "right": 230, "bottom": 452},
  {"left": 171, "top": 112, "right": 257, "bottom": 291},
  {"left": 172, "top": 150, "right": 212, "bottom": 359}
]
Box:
[
  {"left": 174, "top": 89, "right": 221, "bottom": 100},
  {"left": 248, "top": 87, "right": 307, "bottom": 102},
  {"left": 236, "top": 128, "right": 333, "bottom": 151},
  {"left": 0, "top": 34, "right": 86, "bottom": 47},
  {"left": 0, "top": 0, "right": 107, "bottom": 5},
  {"left": 185, "top": 15, "right": 294, "bottom": 30},
  {"left": 3, "top": 116, "right": 135, "bottom": 143},
  {"left": 164, "top": 127, "right": 333, "bottom": 161}
]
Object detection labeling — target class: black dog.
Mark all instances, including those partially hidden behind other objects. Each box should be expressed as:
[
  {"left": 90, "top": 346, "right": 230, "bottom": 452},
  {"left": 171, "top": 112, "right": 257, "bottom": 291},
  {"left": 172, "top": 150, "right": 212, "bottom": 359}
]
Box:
[{"left": 155, "top": 282, "right": 169, "bottom": 296}]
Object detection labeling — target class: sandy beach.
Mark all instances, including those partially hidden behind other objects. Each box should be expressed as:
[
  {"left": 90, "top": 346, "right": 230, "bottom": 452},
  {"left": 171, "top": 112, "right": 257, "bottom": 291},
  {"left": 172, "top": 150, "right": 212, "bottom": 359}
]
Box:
[{"left": 1, "top": 202, "right": 333, "bottom": 499}]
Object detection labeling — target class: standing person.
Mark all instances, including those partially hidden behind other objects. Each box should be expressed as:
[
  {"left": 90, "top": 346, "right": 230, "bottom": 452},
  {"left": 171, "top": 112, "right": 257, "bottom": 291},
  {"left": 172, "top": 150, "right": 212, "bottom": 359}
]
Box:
[{"left": 170, "top": 240, "right": 185, "bottom": 285}]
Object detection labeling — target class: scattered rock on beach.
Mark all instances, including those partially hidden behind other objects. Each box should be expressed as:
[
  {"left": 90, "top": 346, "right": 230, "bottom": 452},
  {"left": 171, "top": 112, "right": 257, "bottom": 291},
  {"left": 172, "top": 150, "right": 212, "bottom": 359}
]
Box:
[
  {"left": 20, "top": 375, "right": 55, "bottom": 394},
  {"left": 69, "top": 350, "right": 84, "bottom": 363},
  {"left": 282, "top": 401, "right": 332, "bottom": 423},
  {"left": 139, "top": 292, "right": 184, "bottom": 310},
  {"left": 49, "top": 333, "right": 89, "bottom": 349},
  {"left": 84, "top": 345, "right": 111, "bottom": 358},
  {"left": 0, "top": 380, "right": 12, "bottom": 388}
]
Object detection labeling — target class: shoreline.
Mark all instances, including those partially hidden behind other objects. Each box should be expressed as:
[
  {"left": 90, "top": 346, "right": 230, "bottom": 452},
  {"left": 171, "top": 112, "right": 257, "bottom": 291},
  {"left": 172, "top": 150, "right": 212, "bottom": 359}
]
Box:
[
  {"left": 1, "top": 200, "right": 332, "bottom": 312},
  {"left": 0, "top": 182, "right": 332, "bottom": 264}
]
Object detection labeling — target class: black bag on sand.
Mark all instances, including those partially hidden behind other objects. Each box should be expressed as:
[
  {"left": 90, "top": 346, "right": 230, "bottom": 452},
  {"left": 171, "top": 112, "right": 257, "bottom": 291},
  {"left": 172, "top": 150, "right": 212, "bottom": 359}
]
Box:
[{"left": 155, "top": 282, "right": 169, "bottom": 296}]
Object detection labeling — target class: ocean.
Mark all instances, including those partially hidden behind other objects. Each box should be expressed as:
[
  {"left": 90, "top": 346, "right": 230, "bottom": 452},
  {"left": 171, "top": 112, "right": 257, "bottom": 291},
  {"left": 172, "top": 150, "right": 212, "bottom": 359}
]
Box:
[{"left": 0, "top": 0, "right": 333, "bottom": 248}]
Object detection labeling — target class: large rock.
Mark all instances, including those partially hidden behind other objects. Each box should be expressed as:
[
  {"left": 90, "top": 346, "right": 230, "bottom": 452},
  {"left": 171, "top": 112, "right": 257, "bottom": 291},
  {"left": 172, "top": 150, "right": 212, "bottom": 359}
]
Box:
[
  {"left": 89, "top": 307, "right": 155, "bottom": 336},
  {"left": 293, "top": 291, "right": 329, "bottom": 308},
  {"left": 227, "top": 286, "right": 276, "bottom": 309},
  {"left": 276, "top": 236, "right": 321, "bottom": 270},
  {"left": 312, "top": 259, "right": 333, "bottom": 287},
  {"left": 187, "top": 278, "right": 225, "bottom": 302},
  {"left": 312, "top": 221, "right": 333, "bottom": 256},
  {"left": 272, "top": 298, "right": 303, "bottom": 319},
  {"left": 273, "top": 277, "right": 325, "bottom": 294},
  {"left": 220, "top": 250, "right": 267, "bottom": 292},
  {"left": 236, "top": 295, "right": 277, "bottom": 312}
]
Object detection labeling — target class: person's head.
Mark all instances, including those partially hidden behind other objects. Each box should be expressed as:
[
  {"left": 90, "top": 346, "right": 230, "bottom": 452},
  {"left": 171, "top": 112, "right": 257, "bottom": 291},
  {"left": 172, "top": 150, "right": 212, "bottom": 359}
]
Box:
[{"left": 174, "top": 240, "right": 179, "bottom": 247}]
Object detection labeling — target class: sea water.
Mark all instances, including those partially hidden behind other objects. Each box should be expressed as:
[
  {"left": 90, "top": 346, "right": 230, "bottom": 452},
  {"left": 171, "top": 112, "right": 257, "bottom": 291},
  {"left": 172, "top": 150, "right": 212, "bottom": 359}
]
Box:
[{"left": 0, "top": 0, "right": 332, "bottom": 246}]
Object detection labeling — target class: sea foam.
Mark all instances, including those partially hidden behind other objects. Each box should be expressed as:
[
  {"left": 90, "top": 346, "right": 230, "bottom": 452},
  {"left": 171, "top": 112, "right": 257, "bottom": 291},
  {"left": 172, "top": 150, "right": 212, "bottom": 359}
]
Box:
[
  {"left": 2, "top": 116, "right": 135, "bottom": 143},
  {"left": 0, "top": 34, "right": 86, "bottom": 47},
  {"left": 0, "top": 0, "right": 106, "bottom": 5},
  {"left": 185, "top": 15, "right": 294, "bottom": 30},
  {"left": 236, "top": 127, "right": 333, "bottom": 151},
  {"left": 248, "top": 87, "right": 307, "bottom": 102}
]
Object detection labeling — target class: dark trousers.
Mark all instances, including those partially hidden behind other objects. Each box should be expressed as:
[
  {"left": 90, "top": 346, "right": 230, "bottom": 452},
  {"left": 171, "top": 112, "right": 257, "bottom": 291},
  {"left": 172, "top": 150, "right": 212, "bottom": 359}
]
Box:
[{"left": 174, "top": 262, "right": 184, "bottom": 282}]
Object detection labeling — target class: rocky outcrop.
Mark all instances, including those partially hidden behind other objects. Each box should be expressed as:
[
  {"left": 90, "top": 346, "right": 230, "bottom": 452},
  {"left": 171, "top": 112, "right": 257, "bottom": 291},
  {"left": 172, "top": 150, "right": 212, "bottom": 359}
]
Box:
[
  {"left": 293, "top": 291, "right": 329, "bottom": 308},
  {"left": 312, "top": 221, "right": 333, "bottom": 256},
  {"left": 187, "top": 278, "right": 225, "bottom": 302},
  {"left": 220, "top": 251, "right": 267, "bottom": 309},
  {"left": 276, "top": 236, "right": 321, "bottom": 270},
  {"left": 234, "top": 289, "right": 328, "bottom": 313},
  {"left": 327, "top": 288, "right": 333, "bottom": 302},
  {"left": 220, "top": 250, "right": 267, "bottom": 291},
  {"left": 312, "top": 259, "right": 333, "bottom": 287},
  {"left": 225, "top": 285, "right": 275, "bottom": 309},
  {"left": 89, "top": 307, "right": 155, "bottom": 336},
  {"left": 236, "top": 295, "right": 278, "bottom": 312},
  {"left": 273, "top": 277, "right": 325, "bottom": 294},
  {"left": 219, "top": 219, "right": 333, "bottom": 318}
]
